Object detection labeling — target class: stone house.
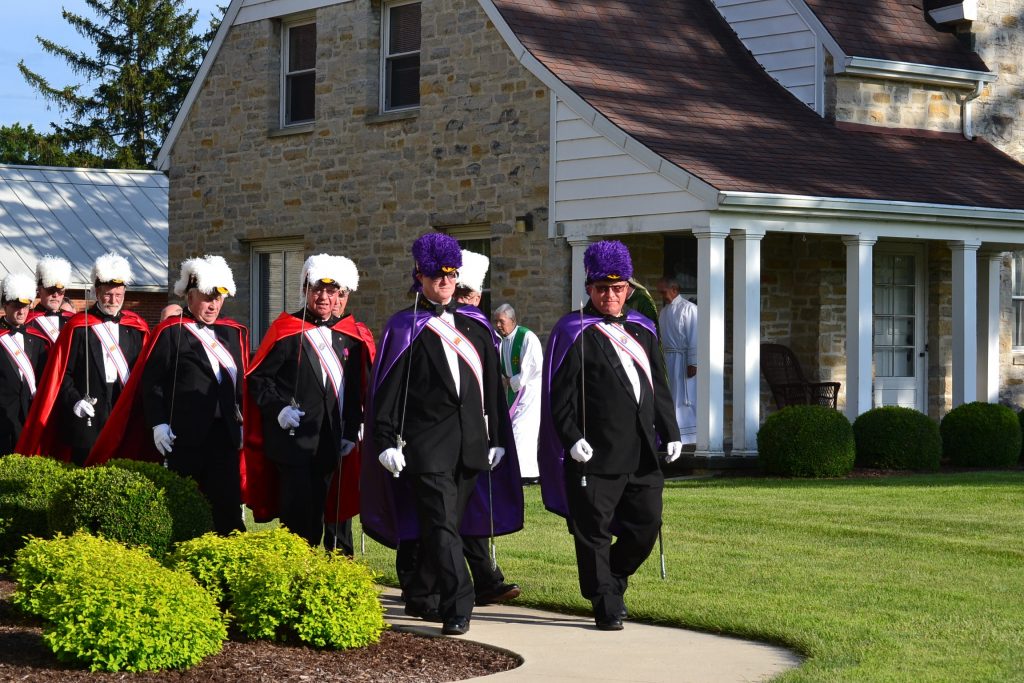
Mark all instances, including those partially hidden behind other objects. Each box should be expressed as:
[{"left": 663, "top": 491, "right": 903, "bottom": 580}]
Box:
[{"left": 157, "top": 0, "right": 1024, "bottom": 457}]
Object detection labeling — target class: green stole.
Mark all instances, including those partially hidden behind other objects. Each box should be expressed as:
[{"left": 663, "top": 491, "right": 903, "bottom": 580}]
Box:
[{"left": 501, "top": 325, "right": 528, "bottom": 406}]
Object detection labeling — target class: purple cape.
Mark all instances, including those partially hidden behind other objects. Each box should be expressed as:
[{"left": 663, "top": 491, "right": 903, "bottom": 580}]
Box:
[
  {"left": 360, "top": 304, "right": 524, "bottom": 548},
  {"left": 539, "top": 309, "right": 657, "bottom": 519}
]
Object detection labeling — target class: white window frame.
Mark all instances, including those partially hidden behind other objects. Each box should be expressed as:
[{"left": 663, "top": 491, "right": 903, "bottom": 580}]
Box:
[
  {"left": 1013, "top": 252, "right": 1024, "bottom": 351},
  {"left": 249, "top": 239, "right": 305, "bottom": 349},
  {"left": 280, "top": 17, "right": 316, "bottom": 127},
  {"left": 380, "top": 0, "right": 421, "bottom": 113}
]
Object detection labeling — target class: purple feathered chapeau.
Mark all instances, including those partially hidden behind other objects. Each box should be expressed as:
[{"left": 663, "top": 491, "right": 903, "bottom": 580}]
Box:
[
  {"left": 584, "top": 240, "right": 633, "bottom": 283},
  {"left": 409, "top": 232, "right": 463, "bottom": 292}
]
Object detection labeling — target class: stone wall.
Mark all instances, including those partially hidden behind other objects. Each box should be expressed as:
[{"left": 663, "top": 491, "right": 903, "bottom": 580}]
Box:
[
  {"left": 974, "top": 0, "right": 1024, "bottom": 161},
  {"left": 832, "top": 77, "right": 964, "bottom": 133},
  {"left": 166, "top": 0, "right": 565, "bottom": 339}
]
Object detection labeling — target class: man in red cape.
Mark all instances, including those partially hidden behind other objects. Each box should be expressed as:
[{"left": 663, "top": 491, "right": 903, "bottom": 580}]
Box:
[
  {"left": 0, "top": 273, "right": 52, "bottom": 454},
  {"left": 25, "top": 255, "right": 75, "bottom": 344},
  {"left": 244, "top": 254, "right": 375, "bottom": 552},
  {"left": 89, "top": 256, "right": 251, "bottom": 534},
  {"left": 17, "top": 253, "right": 149, "bottom": 464}
]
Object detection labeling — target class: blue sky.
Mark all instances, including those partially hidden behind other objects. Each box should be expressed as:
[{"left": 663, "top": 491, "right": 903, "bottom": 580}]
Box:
[{"left": 1, "top": 0, "right": 225, "bottom": 130}]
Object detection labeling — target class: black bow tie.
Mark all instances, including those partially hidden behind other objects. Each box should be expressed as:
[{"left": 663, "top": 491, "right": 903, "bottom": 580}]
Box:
[
  {"left": 4, "top": 324, "right": 25, "bottom": 335},
  {"left": 313, "top": 316, "right": 337, "bottom": 327},
  {"left": 90, "top": 307, "right": 121, "bottom": 323},
  {"left": 603, "top": 314, "right": 626, "bottom": 324},
  {"left": 429, "top": 302, "right": 459, "bottom": 316}
]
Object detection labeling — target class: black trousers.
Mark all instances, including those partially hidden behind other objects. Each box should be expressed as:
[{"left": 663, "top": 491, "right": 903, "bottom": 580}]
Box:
[
  {"left": 397, "top": 535, "right": 504, "bottom": 610},
  {"left": 565, "top": 468, "right": 663, "bottom": 621},
  {"left": 406, "top": 464, "right": 480, "bottom": 621},
  {"left": 168, "top": 419, "right": 244, "bottom": 535}
]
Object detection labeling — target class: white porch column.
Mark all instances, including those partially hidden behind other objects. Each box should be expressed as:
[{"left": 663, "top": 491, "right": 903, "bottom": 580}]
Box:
[
  {"left": 568, "top": 237, "right": 590, "bottom": 309},
  {"left": 842, "top": 236, "right": 876, "bottom": 420},
  {"left": 950, "top": 240, "right": 981, "bottom": 406},
  {"left": 694, "top": 229, "right": 728, "bottom": 457},
  {"left": 977, "top": 251, "right": 1003, "bottom": 403},
  {"left": 731, "top": 229, "right": 764, "bottom": 457}
]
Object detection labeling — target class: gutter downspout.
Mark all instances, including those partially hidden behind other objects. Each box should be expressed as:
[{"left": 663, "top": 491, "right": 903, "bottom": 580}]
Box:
[{"left": 957, "top": 80, "right": 985, "bottom": 140}]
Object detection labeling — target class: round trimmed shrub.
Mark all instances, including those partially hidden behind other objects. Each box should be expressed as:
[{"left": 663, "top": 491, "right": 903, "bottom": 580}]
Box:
[
  {"left": 104, "top": 459, "right": 213, "bottom": 543},
  {"left": 757, "top": 405, "right": 855, "bottom": 477},
  {"left": 853, "top": 406, "right": 941, "bottom": 471},
  {"left": 12, "top": 532, "right": 226, "bottom": 672},
  {"left": 940, "top": 401, "right": 1021, "bottom": 468},
  {"left": 47, "top": 467, "right": 173, "bottom": 557},
  {"left": 0, "top": 454, "right": 74, "bottom": 564}
]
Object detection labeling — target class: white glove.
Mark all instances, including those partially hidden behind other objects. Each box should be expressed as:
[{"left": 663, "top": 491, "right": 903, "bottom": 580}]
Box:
[
  {"left": 153, "top": 424, "right": 176, "bottom": 456},
  {"left": 73, "top": 399, "right": 96, "bottom": 419},
  {"left": 339, "top": 439, "right": 356, "bottom": 457},
  {"left": 378, "top": 447, "right": 405, "bottom": 475},
  {"left": 569, "top": 438, "right": 594, "bottom": 463},
  {"left": 665, "top": 441, "right": 683, "bottom": 463},
  {"left": 509, "top": 374, "right": 522, "bottom": 392},
  {"left": 277, "top": 405, "right": 304, "bottom": 430},
  {"left": 488, "top": 447, "right": 505, "bottom": 469}
]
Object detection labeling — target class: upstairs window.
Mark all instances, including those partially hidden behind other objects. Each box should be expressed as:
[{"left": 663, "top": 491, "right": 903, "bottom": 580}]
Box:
[
  {"left": 382, "top": 1, "right": 421, "bottom": 111},
  {"left": 282, "top": 20, "right": 316, "bottom": 125},
  {"left": 1014, "top": 253, "right": 1024, "bottom": 350}
]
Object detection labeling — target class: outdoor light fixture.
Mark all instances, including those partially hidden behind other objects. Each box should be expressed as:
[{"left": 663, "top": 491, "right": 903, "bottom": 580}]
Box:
[{"left": 515, "top": 214, "right": 534, "bottom": 233}]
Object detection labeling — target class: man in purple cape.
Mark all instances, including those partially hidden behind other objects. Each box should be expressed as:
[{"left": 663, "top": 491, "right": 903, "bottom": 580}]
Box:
[
  {"left": 362, "top": 232, "right": 522, "bottom": 637},
  {"left": 539, "top": 240, "right": 682, "bottom": 632}
]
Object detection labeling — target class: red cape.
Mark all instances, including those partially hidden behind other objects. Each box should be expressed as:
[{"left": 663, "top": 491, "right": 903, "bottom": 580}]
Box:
[
  {"left": 242, "top": 312, "right": 376, "bottom": 524},
  {"left": 16, "top": 310, "right": 150, "bottom": 462},
  {"left": 0, "top": 323, "right": 52, "bottom": 346},
  {"left": 86, "top": 316, "right": 250, "bottom": 468}
]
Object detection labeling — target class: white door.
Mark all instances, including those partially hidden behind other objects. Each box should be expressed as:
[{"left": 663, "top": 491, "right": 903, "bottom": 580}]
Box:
[{"left": 873, "top": 247, "right": 927, "bottom": 410}]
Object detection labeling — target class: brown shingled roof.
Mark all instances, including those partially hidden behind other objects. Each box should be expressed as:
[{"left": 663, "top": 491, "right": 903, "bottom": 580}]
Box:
[
  {"left": 490, "top": 0, "right": 1024, "bottom": 210},
  {"left": 804, "top": 0, "right": 988, "bottom": 72}
]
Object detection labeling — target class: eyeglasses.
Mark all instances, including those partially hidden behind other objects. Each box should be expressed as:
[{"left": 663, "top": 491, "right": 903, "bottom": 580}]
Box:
[
  {"left": 594, "top": 283, "right": 630, "bottom": 295},
  {"left": 431, "top": 272, "right": 459, "bottom": 282}
]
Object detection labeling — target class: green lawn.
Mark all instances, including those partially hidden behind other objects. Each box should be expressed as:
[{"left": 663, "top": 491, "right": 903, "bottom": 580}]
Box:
[{"left": 352, "top": 472, "right": 1024, "bottom": 683}]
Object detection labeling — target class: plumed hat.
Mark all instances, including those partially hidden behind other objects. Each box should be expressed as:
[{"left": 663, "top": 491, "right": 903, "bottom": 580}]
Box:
[
  {"left": 174, "top": 255, "right": 237, "bottom": 298},
  {"left": 91, "top": 252, "right": 133, "bottom": 287},
  {"left": 299, "top": 254, "right": 359, "bottom": 300},
  {"left": 410, "top": 232, "right": 462, "bottom": 291},
  {"left": 456, "top": 250, "right": 489, "bottom": 293},
  {"left": 2, "top": 273, "right": 36, "bottom": 305},
  {"left": 35, "top": 255, "right": 72, "bottom": 290},
  {"left": 584, "top": 240, "right": 633, "bottom": 283}
]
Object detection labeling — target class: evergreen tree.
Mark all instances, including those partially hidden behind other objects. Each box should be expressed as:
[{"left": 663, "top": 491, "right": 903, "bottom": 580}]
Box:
[
  {"left": 0, "top": 123, "right": 104, "bottom": 167},
  {"left": 18, "top": 0, "right": 208, "bottom": 168}
]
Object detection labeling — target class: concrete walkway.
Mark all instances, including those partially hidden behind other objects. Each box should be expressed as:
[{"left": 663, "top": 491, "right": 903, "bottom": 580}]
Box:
[{"left": 382, "top": 589, "right": 801, "bottom": 682}]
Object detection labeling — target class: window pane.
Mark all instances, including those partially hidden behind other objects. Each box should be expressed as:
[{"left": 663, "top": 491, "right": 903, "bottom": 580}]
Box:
[
  {"left": 389, "top": 3, "right": 421, "bottom": 54},
  {"left": 893, "top": 255, "right": 914, "bottom": 285},
  {"left": 892, "top": 348, "right": 914, "bottom": 377},
  {"left": 873, "top": 318, "right": 893, "bottom": 346},
  {"left": 874, "top": 350, "right": 893, "bottom": 377},
  {"left": 289, "top": 24, "right": 316, "bottom": 71},
  {"left": 1014, "top": 252, "right": 1024, "bottom": 297},
  {"left": 874, "top": 286, "right": 892, "bottom": 315},
  {"left": 1015, "top": 299, "right": 1024, "bottom": 347},
  {"left": 259, "top": 251, "right": 283, "bottom": 344},
  {"left": 893, "top": 286, "right": 914, "bottom": 315},
  {"left": 387, "top": 55, "right": 420, "bottom": 108},
  {"left": 286, "top": 72, "right": 316, "bottom": 123},
  {"left": 874, "top": 255, "right": 893, "bottom": 284},
  {"left": 893, "top": 317, "right": 914, "bottom": 345}
]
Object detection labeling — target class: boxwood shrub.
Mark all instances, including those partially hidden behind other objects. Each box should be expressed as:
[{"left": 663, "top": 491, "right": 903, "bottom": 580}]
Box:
[
  {"left": 0, "top": 454, "right": 74, "bottom": 564},
  {"left": 940, "top": 401, "right": 1021, "bottom": 468},
  {"left": 47, "top": 467, "right": 173, "bottom": 557},
  {"left": 757, "top": 405, "right": 855, "bottom": 477},
  {"left": 104, "top": 459, "right": 214, "bottom": 543},
  {"left": 852, "top": 406, "right": 941, "bottom": 471},
  {"left": 12, "top": 532, "right": 226, "bottom": 672},
  {"left": 171, "top": 527, "right": 385, "bottom": 649}
]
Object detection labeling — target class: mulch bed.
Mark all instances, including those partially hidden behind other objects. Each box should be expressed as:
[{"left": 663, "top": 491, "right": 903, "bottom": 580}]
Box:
[{"left": 0, "top": 579, "right": 519, "bottom": 682}]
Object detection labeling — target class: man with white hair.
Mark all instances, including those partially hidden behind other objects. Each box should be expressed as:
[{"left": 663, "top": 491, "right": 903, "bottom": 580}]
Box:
[
  {"left": 17, "top": 252, "right": 149, "bottom": 465},
  {"left": 493, "top": 302, "right": 542, "bottom": 484},
  {"left": 245, "top": 254, "right": 371, "bottom": 550},
  {"left": 26, "top": 256, "right": 74, "bottom": 343},
  {"left": 656, "top": 276, "right": 697, "bottom": 445},
  {"left": 88, "top": 256, "right": 249, "bottom": 534},
  {"left": 0, "top": 273, "right": 51, "bottom": 453}
]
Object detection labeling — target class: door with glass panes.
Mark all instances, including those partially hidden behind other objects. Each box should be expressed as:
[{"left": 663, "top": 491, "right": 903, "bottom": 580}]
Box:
[{"left": 873, "top": 247, "right": 926, "bottom": 410}]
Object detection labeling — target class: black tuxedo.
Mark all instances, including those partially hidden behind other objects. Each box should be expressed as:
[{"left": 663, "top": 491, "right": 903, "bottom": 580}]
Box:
[
  {"left": 142, "top": 315, "right": 248, "bottom": 534},
  {"left": 28, "top": 307, "right": 70, "bottom": 342},
  {"left": 0, "top": 323, "right": 48, "bottom": 454},
  {"left": 549, "top": 311, "right": 680, "bottom": 623},
  {"left": 372, "top": 305, "right": 505, "bottom": 622},
  {"left": 59, "top": 307, "right": 145, "bottom": 464},
  {"left": 248, "top": 310, "right": 365, "bottom": 546}
]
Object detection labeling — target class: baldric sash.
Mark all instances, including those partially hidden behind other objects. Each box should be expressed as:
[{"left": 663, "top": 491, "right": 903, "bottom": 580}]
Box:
[
  {"left": 0, "top": 334, "right": 37, "bottom": 396},
  {"left": 91, "top": 322, "right": 131, "bottom": 385},
  {"left": 594, "top": 322, "right": 653, "bottom": 391},
  {"left": 305, "top": 326, "right": 345, "bottom": 420},
  {"left": 184, "top": 322, "right": 239, "bottom": 386},
  {"left": 425, "top": 316, "right": 484, "bottom": 406},
  {"left": 34, "top": 315, "right": 61, "bottom": 343}
]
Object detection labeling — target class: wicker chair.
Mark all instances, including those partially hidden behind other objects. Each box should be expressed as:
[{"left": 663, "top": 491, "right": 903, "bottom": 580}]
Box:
[{"left": 760, "top": 343, "right": 840, "bottom": 410}]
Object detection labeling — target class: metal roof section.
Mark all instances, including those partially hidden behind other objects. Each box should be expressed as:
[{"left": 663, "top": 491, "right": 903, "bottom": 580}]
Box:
[{"left": 0, "top": 164, "right": 168, "bottom": 291}]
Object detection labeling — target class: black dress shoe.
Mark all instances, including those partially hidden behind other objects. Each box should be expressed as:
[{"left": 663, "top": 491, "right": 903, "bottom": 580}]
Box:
[
  {"left": 618, "top": 605, "right": 629, "bottom": 620},
  {"left": 404, "top": 604, "right": 443, "bottom": 622},
  {"left": 475, "top": 582, "right": 521, "bottom": 606},
  {"left": 595, "top": 615, "right": 624, "bottom": 631},
  {"left": 442, "top": 617, "right": 471, "bottom": 635}
]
